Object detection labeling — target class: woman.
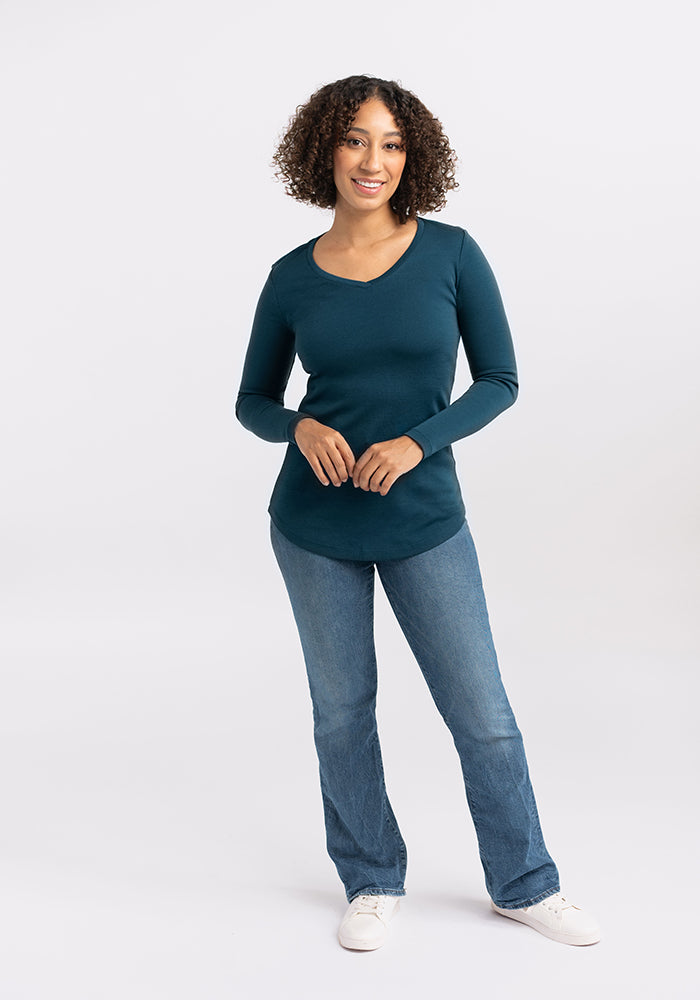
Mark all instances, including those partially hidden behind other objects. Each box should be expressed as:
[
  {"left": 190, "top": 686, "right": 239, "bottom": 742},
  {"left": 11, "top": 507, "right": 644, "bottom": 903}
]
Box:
[{"left": 235, "top": 75, "right": 600, "bottom": 951}]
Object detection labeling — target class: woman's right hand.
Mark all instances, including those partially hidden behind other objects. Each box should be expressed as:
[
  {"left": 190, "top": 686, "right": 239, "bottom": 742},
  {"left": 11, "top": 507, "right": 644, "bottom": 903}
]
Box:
[{"left": 294, "top": 417, "right": 356, "bottom": 487}]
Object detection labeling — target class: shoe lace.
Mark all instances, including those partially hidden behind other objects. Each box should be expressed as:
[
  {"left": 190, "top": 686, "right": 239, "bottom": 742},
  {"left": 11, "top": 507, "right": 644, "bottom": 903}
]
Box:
[
  {"left": 352, "top": 895, "right": 386, "bottom": 915},
  {"left": 541, "top": 893, "right": 575, "bottom": 914}
]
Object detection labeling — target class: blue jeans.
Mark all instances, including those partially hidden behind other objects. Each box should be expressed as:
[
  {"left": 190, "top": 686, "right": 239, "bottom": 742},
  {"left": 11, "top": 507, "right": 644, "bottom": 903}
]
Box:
[{"left": 269, "top": 517, "right": 560, "bottom": 908}]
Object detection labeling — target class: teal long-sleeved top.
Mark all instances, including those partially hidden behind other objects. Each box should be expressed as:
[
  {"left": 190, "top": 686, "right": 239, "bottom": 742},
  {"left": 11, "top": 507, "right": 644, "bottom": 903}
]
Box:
[{"left": 235, "top": 217, "right": 518, "bottom": 561}]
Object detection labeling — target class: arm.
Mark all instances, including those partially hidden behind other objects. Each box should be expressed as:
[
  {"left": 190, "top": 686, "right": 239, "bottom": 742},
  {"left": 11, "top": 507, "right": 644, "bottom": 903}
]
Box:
[
  {"left": 235, "top": 268, "right": 356, "bottom": 484},
  {"left": 235, "top": 269, "right": 312, "bottom": 444},
  {"left": 403, "top": 230, "right": 519, "bottom": 460},
  {"left": 353, "top": 231, "right": 518, "bottom": 495}
]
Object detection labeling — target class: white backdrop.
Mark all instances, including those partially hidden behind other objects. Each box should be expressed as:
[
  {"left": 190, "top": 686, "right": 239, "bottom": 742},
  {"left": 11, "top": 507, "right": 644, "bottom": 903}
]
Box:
[{"left": 1, "top": 1, "right": 698, "bottom": 997}]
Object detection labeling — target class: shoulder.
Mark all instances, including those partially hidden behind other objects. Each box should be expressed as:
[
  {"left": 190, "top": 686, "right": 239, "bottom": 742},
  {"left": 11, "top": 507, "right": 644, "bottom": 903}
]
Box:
[
  {"left": 419, "top": 217, "right": 468, "bottom": 254},
  {"left": 418, "top": 219, "right": 502, "bottom": 294},
  {"left": 421, "top": 218, "right": 498, "bottom": 271},
  {"left": 417, "top": 218, "right": 486, "bottom": 284},
  {"left": 269, "top": 238, "right": 314, "bottom": 275},
  {"left": 418, "top": 218, "right": 488, "bottom": 273},
  {"left": 263, "top": 238, "right": 317, "bottom": 306}
]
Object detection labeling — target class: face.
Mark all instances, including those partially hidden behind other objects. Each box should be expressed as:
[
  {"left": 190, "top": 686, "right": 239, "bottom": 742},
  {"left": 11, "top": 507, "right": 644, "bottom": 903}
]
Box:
[{"left": 332, "top": 97, "right": 406, "bottom": 215}]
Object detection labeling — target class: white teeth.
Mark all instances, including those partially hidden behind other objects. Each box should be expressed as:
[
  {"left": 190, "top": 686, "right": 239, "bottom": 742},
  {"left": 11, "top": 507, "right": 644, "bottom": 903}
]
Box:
[{"left": 355, "top": 179, "right": 382, "bottom": 188}]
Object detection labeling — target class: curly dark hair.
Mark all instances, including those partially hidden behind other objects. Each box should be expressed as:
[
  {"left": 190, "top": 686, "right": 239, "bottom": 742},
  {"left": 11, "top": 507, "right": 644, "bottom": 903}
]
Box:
[{"left": 272, "top": 75, "right": 459, "bottom": 223}]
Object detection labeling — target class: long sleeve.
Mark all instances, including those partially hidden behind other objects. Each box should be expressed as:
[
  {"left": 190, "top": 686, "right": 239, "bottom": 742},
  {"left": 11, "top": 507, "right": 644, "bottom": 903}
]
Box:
[
  {"left": 235, "top": 268, "right": 312, "bottom": 445},
  {"left": 403, "top": 231, "right": 519, "bottom": 460},
  {"left": 237, "top": 218, "right": 518, "bottom": 561}
]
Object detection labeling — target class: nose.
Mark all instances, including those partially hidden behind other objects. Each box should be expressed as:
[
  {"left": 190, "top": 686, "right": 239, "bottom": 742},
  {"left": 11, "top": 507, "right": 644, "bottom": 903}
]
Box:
[{"left": 361, "top": 142, "right": 382, "bottom": 173}]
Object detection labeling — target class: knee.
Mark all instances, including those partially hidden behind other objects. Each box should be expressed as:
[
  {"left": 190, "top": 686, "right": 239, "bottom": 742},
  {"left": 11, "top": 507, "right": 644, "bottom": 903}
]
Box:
[
  {"left": 311, "top": 690, "right": 376, "bottom": 742},
  {"left": 444, "top": 697, "right": 521, "bottom": 747}
]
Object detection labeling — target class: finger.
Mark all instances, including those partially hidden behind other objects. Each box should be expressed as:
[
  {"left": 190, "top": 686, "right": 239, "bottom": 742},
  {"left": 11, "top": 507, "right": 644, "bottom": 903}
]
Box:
[
  {"left": 337, "top": 438, "right": 356, "bottom": 477},
  {"left": 327, "top": 444, "right": 351, "bottom": 484},
  {"left": 352, "top": 450, "right": 370, "bottom": 487},
  {"left": 359, "top": 459, "right": 383, "bottom": 492},
  {"left": 378, "top": 471, "right": 398, "bottom": 496},
  {"left": 308, "top": 454, "right": 330, "bottom": 486},
  {"left": 368, "top": 465, "right": 387, "bottom": 492},
  {"left": 319, "top": 450, "right": 343, "bottom": 487}
]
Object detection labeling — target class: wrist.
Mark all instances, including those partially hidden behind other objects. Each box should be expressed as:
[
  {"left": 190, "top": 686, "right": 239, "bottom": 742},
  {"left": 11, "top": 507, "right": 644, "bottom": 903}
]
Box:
[
  {"left": 293, "top": 414, "right": 316, "bottom": 443},
  {"left": 403, "top": 435, "right": 424, "bottom": 458}
]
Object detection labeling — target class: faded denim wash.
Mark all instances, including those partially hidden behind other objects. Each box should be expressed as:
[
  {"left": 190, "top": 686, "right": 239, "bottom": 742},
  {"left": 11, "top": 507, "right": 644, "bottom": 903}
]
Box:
[{"left": 269, "top": 516, "right": 560, "bottom": 908}]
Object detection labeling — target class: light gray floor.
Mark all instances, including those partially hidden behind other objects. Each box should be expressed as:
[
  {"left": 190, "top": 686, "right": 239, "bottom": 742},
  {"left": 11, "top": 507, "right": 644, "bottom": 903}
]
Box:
[{"left": 1, "top": 587, "right": 696, "bottom": 1000}]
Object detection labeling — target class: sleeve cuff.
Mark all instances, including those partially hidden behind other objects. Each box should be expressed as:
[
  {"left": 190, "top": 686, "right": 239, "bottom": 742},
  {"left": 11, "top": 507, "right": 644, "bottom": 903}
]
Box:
[{"left": 404, "top": 430, "right": 433, "bottom": 460}]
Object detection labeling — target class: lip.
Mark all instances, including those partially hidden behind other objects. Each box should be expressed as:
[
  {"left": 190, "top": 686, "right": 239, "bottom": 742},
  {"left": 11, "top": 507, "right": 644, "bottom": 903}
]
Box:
[{"left": 351, "top": 178, "right": 386, "bottom": 195}]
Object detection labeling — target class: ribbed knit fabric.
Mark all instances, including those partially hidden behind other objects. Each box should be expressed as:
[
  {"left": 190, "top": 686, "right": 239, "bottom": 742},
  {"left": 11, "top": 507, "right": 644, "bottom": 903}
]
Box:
[{"left": 235, "top": 218, "right": 518, "bottom": 561}]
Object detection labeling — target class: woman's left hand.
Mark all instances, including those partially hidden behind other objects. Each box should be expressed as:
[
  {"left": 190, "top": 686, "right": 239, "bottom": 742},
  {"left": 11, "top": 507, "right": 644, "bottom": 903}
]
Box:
[{"left": 352, "top": 435, "right": 424, "bottom": 496}]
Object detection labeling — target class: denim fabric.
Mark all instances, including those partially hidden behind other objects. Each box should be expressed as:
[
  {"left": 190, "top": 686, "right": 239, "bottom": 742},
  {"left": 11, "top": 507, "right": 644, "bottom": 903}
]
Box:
[{"left": 269, "top": 516, "right": 560, "bottom": 908}]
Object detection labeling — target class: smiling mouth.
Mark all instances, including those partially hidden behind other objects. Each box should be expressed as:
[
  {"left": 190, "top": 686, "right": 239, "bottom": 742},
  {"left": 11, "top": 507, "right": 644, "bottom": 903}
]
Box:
[{"left": 352, "top": 178, "right": 385, "bottom": 191}]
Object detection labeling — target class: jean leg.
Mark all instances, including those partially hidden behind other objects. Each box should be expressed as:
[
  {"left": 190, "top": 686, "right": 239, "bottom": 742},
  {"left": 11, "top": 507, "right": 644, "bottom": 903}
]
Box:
[
  {"left": 376, "top": 522, "right": 560, "bottom": 908},
  {"left": 269, "top": 519, "right": 407, "bottom": 903}
]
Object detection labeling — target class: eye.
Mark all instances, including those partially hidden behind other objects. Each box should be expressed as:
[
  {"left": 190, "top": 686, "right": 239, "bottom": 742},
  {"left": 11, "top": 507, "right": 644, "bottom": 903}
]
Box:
[{"left": 347, "top": 137, "right": 364, "bottom": 147}]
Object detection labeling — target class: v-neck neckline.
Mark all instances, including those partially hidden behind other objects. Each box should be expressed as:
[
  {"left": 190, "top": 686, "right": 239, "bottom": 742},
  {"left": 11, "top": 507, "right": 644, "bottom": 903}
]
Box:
[{"left": 307, "top": 217, "right": 424, "bottom": 287}]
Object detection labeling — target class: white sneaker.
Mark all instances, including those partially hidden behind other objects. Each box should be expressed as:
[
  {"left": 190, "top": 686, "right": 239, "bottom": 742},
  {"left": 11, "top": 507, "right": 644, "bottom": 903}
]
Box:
[
  {"left": 338, "top": 894, "right": 401, "bottom": 951},
  {"left": 491, "top": 892, "right": 601, "bottom": 946}
]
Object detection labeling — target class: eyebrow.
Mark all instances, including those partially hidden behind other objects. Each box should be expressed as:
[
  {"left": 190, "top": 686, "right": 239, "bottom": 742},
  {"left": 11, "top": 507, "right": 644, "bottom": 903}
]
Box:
[{"left": 347, "top": 127, "right": 402, "bottom": 137}]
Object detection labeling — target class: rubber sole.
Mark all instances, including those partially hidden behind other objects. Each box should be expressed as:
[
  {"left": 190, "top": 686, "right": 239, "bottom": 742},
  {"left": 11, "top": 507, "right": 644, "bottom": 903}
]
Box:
[
  {"left": 490, "top": 901, "right": 601, "bottom": 946},
  {"left": 338, "top": 935, "right": 386, "bottom": 951}
]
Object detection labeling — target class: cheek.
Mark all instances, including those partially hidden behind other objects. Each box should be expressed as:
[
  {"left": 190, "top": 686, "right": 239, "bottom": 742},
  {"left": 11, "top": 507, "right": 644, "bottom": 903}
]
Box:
[
  {"left": 333, "top": 148, "right": 352, "bottom": 177},
  {"left": 387, "top": 157, "right": 406, "bottom": 189},
  {"left": 393, "top": 153, "right": 406, "bottom": 177}
]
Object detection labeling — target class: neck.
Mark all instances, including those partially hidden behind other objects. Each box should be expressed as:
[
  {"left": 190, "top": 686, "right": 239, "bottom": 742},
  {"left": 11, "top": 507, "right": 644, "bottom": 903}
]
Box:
[{"left": 327, "top": 201, "right": 403, "bottom": 247}]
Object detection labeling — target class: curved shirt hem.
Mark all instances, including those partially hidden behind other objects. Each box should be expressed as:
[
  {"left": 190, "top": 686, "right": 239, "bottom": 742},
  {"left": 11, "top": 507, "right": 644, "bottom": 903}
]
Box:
[{"left": 268, "top": 507, "right": 467, "bottom": 563}]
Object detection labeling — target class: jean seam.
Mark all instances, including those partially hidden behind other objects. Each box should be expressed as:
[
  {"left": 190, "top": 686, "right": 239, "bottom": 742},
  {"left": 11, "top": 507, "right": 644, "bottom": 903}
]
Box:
[
  {"left": 371, "top": 731, "right": 408, "bottom": 874},
  {"left": 367, "top": 567, "right": 407, "bottom": 884}
]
